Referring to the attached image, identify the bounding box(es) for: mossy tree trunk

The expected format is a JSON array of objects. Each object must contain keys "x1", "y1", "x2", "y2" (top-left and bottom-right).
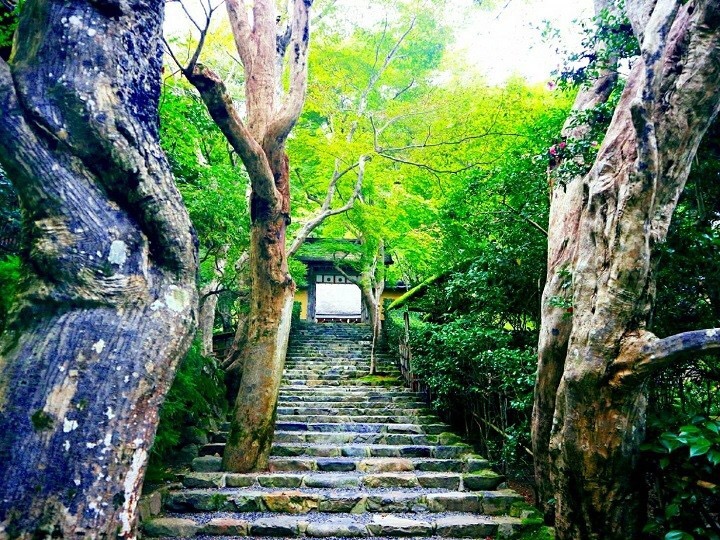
[
  {"x1": 533, "y1": 1, "x2": 720, "y2": 538},
  {"x1": 179, "y1": 0, "x2": 313, "y2": 472},
  {"x1": 0, "y1": 0, "x2": 197, "y2": 536}
]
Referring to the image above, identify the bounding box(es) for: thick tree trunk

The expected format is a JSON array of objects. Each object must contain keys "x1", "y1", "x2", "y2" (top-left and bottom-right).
[
  {"x1": 535, "y1": 2, "x2": 720, "y2": 538},
  {"x1": 531, "y1": 0, "x2": 617, "y2": 509},
  {"x1": 0, "y1": 0, "x2": 197, "y2": 537},
  {"x1": 223, "y1": 163, "x2": 295, "y2": 470}
]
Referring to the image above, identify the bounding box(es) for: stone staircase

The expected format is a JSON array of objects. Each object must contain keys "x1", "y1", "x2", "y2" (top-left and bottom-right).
[{"x1": 141, "y1": 322, "x2": 547, "y2": 539}]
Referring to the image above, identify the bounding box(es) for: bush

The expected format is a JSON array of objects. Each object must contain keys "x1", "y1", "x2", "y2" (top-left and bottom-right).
[
  {"x1": 147, "y1": 340, "x2": 228, "y2": 481},
  {"x1": 385, "y1": 309, "x2": 536, "y2": 476},
  {"x1": 0, "y1": 255, "x2": 21, "y2": 333}
]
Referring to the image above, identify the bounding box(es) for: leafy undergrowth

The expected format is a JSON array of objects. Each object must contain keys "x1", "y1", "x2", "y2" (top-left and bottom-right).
[
  {"x1": 642, "y1": 416, "x2": 720, "y2": 539},
  {"x1": 146, "y1": 341, "x2": 228, "y2": 486}
]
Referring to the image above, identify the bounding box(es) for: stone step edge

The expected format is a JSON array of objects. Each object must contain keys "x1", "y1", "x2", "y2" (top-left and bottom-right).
[
  {"x1": 143, "y1": 512, "x2": 543, "y2": 539},
  {"x1": 192, "y1": 455, "x2": 492, "y2": 474},
  {"x1": 164, "y1": 487, "x2": 523, "y2": 515},
  {"x1": 180, "y1": 470, "x2": 504, "y2": 491}
]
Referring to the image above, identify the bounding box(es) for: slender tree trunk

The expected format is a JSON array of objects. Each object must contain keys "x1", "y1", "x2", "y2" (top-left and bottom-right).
[
  {"x1": 223, "y1": 142, "x2": 296, "y2": 471},
  {"x1": 199, "y1": 251, "x2": 228, "y2": 356},
  {"x1": 0, "y1": 0, "x2": 197, "y2": 536},
  {"x1": 173, "y1": 0, "x2": 312, "y2": 471},
  {"x1": 534, "y1": 2, "x2": 720, "y2": 538}
]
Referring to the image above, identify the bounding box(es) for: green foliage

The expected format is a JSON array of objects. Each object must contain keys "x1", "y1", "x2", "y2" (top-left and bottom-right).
[
  {"x1": 0, "y1": 254, "x2": 21, "y2": 333},
  {"x1": 550, "y1": 83, "x2": 623, "y2": 186},
  {"x1": 642, "y1": 417, "x2": 720, "y2": 539},
  {"x1": 544, "y1": 0, "x2": 639, "y2": 89},
  {"x1": 148, "y1": 341, "x2": 228, "y2": 479},
  {"x1": 385, "y1": 310, "x2": 536, "y2": 474},
  {"x1": 0, "y1": 1, "x2": 22, "y2": 58}
]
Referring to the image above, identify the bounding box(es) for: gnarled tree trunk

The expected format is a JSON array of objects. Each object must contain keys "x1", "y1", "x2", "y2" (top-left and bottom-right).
[
  {"x1": 533, "y1": 1, "x2": 720, "y2": 538},
  {"x1": 0, "y1": 0, "x2": 197, "y2": 536}
]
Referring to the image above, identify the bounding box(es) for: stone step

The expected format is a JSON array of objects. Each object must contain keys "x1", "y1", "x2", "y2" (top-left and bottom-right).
[
  {"x1": 269, "y1": 444, "x2": 473, "y2": 460},
  {"x1": 143, "y1": 512, "x2": 535, "y2": 538},
  {"x1": 191, "y1": 454, "x2": 489, "y2": 474},
  {"x1": 276, "y1": 415, "x2": 441, "y2": 425},
  {"x1": 182, "y1": 469, "x2": 505, "y2": 491},
  {"x1": 281, "y1": 379, "x2": 402, "y2": 387},
  {"x1": 278, "y1": 387, "x2": 427, "y2": 400},
  {"x1": 163, "y1": 487, "x2": 520, "y2": 515},
  {"x1": 282, "y1": 368, "x2": 399, "y2": 375},
  {"x1": 274, "y1": 422, "x2": 447, "y2": 434},
  {"x1": 210, "y1": 430, "x2": 455, "y2": 445},
  {"x1": 279, "y1": 388, "x2": 422, "y2": 397},
  {"x1": 276, "y1": 406, "x2": 428, "y2": 416}
]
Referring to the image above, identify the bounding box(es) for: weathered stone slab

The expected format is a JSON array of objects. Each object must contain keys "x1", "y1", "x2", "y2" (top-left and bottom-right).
[
  {"x1": 434, "y1": 516, "x2": 498, "y2": 538},
  {"x1": 414, "y1": 459, "x2": 463, "y2": 472},
  {"x1": 462, "y1": 470, "x2": 504, "y2": 491},
  {"x1": 143, "y1": 517, "x2": 199, "y2": 538},
  {"x1": 341, "y1": 445, "x2": 370, "y2": 457},
  {"x1": 425, "y1": 492, "x2": 480, "y2": 513},
  {"x1": 262, "y1": 490, "x2": 320, "y2": 513},
  {"x1": 362, "y1": 473, "x2": 419, "y2": 488},
  {"x1": 304, "y1": 473, "x2": 360, "y2": 488},
  {"x1": 367, "y1": 516, "x2": 433, "y2": 536},
  {"x1": 479, "y1": 490, "x2": 523, "y2": 515},
  {"x1": 465, "y1": 456, "x2": 491, "y2": 472},
  {"x1": 191, "y1": 455, "x2": 222, "y2": 472},
  {"x1": 225, "y1": 473, "x2": 258, "y2": 487},
  {"x1": 199, "y1": 517, "x2": 249, "y2": 536},
  {"x1": 250, "y1": 516, "x2": 301, "y2": 536},
  {"x1": 357, "y1": 458, "x2": 413, "y2": 473},
  {"x1": 433, "y1": 445, "x2": 471, "y2": 459},
  {"x1": 366, "y1": 492, "x2": 423, "y2": 512},
  {"x1": 258, "y1": 474, "x2": 305, "y2": 488},
  {"x1": 316, "y1": 458, "x2": 357, "y2": 472},
  {"x1": 306, "y1": 519, "x2": 368, "y2": 537},
  {"x1": 269, "y1": 458, "x2": 316, "y2": 472},
  {"x1": 317, "y1": 494, "x2": 367, "y2": 513},
  {"x1": 182, "y1": 472, "x2": 226, "y2": 488},
  {"x1": 417, "y1": 473, "x2": 461, "y2": 490}
]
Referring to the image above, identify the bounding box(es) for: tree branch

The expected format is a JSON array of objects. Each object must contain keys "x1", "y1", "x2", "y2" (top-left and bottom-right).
[
  {"x1": 287, "y1": 157, "x2": 365, "y2": 257},
  {"x1": 186, "y1": 65, "x2": 279, "y2": 207},
  {"x1": 265, "y1": 0, "x2": 313, "y2": 145},
  {"x1": 376, "y1": 151, "x2": 490, "y2": 175},
  {"x1": 500, "y1": 201, "x2": 548, "y2": 237},
  {"x1": 226, "y1": 0, "x2": 253, "y2": 66},
  {"x1": 611, "y1": 328, "x2": 720, "y2": 387}
]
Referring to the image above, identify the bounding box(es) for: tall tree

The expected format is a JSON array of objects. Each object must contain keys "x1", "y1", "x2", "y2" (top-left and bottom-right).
[
  {"x1": 533, "y1": 1, "x2": 720, "y2": 538},
  {"x1": 167, "y1": 0, "x2": 313, "y2": 472},
  {"x1": 0, "y1": 0, "x2": 197, "y2": 536}
]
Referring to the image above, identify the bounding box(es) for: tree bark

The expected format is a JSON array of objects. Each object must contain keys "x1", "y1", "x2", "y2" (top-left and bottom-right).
[
  {"x1": 178, "y1": 0, "x2": 312, "y2": 472},
  {"x1": 531, "y1": 0, "x2": 618, "y2": 515},
  {"x1": 0, "y1": 0, "x2": 197, "y2": 537},
  {"x1": 534, "y1": 1, "x2": 720, "y2": 538}
]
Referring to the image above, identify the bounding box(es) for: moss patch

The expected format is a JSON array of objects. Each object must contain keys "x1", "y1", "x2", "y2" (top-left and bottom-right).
[
  {"x1": 352, "y1": 374, "x2": 400, "y2": 387},
  {"x1": 31, "y1": 410, "x2": 53, "y2": 431}
]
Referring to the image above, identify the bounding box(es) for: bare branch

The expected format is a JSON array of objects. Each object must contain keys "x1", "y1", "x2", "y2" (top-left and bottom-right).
[
  {"x1": 311, "y1": 0, "x2": 337, "y2": 24},
  {"x1": 500, "y1": 201, "x2": 548, "y2": 237},
  {"x1": 287, "y1": 158, "x2": 365, "y2": 257},
  {"x1": 376, "y1": 151, "x2": 490, "y2": 175}
]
